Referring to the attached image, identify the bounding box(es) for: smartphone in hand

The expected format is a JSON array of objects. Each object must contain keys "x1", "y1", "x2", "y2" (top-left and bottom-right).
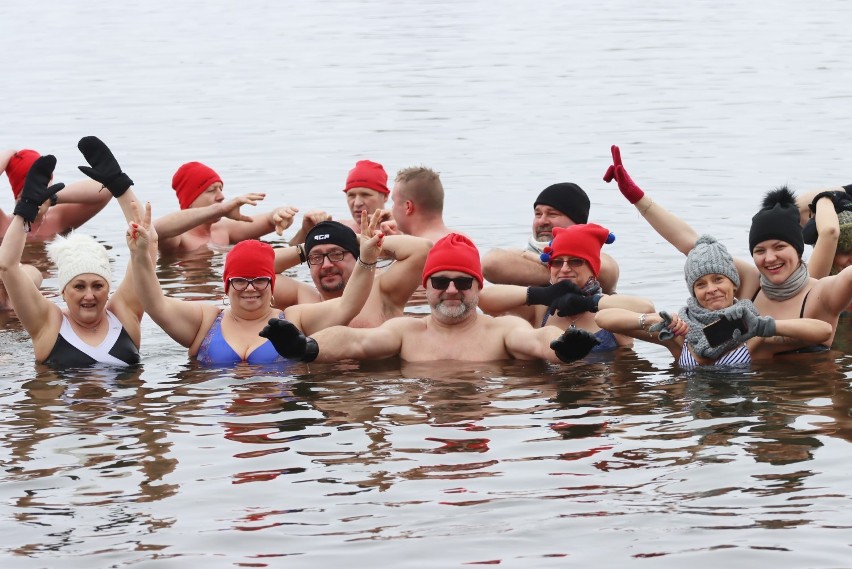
[{"x1": 703, "y1": 317, "x2": 748, "y2": 347}]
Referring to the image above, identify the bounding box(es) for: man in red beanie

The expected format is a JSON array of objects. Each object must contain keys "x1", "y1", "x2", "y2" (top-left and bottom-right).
[
  {"x1": 1, "y1": 148, "x2": 112, "y2": 240},
  {"x1": 154, "y1": 161, "x2": 302, "y2": 253},
  {"x1": 341, "y1": 160, "x2": 391, "y2": 232},
  {"x1": 260, "y1": 233, "x2": 600, "y2": 363},
  {"x1": 481, "y1": 182, "x2": 619, "y2": 293},
  {"x1": 271, "y1": 217, "x2": 432, "y2": 328}
]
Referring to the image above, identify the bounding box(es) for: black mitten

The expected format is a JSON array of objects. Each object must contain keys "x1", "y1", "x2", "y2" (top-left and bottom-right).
[
  {"x1": 527, "y1": 280, "x2": 583, "y2": 307},
  {"x1": 13, "y1": 155, "x2": 65, "y2": 228},
  {"x1": 550, "y1": 327, "x2": 600, "y2": 363},
  {"x1": 259, "y1": 318, "x2": 319, "y2": 362},
  {"x1": 77, "y1": 136, "x2": 134, "y2": 197}
]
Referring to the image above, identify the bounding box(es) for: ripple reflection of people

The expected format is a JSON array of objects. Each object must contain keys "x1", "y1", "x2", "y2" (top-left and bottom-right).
[
  {"x1": 0, "y1": 137, "x2": 149, "y2": 366},
  {"x1": 596, "y1": 235, "x2": 832, "y2": 369}
]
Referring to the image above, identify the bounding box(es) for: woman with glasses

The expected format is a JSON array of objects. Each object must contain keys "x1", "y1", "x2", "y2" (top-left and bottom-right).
[
  {"x1": 127, "y1": 208, "x2": 384, "y2": 365},
  {"x1": 595, "y1": 235, "x2": 831, "y2": 369},
  {"x1": 478, "y1": 223, "x2": 653, "y2": 353}
]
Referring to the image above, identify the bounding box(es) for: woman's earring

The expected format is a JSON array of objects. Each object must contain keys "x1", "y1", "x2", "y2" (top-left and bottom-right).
[
  {"x1": 269, "y1": 295, "x2": 275, "y2": 307},
  {"x1": 222, "y1": 296, "x2": 230, "y2": 307}
]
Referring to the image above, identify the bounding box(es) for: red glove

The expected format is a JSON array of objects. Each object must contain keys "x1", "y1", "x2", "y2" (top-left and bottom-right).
[{"x1": 603, "y1": 145, "x2": 645, "y2": 204}]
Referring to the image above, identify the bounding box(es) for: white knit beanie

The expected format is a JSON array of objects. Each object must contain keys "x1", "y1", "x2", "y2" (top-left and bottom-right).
[
  {"x1": 684, "y1": 234, "x2": 740, "y2": 296},
  {"x1": 46, "y1": 233, "x2": 112, "y2": 291}
]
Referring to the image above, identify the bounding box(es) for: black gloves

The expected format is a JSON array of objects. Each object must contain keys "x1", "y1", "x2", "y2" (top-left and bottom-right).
[
  {"x1": 550, "y1": 327, "x2": 600, "y2": 363},
  {"x1": 527, "y1": 280, "x2": 601, "y2": 317},
  {"x1": 77, "y1": 136, "x2": 134, "y2": 197},
  {"x1": 259, "y1": 319, "x2": 319, "y2": 362},
  {"x1": 13, "y1": 155, "x2": 65, "y2": 229}
]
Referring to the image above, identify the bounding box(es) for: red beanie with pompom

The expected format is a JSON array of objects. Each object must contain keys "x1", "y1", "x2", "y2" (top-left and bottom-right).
[{"x1": 540, "y1": 223, "x2": 615, "y2": 277}]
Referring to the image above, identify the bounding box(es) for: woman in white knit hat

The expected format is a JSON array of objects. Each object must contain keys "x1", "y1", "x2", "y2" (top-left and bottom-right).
[
  {"x1": 0, "y1": 138, "x2": 147, "y2": 366},
  {"x1": 595, "y1": 235, "x2": 832, "y2": 369}
]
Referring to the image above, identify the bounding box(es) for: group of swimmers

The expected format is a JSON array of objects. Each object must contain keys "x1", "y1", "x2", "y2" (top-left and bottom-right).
[{"x1": 1, "y1": 138, "x2": 851, "y2": 370}]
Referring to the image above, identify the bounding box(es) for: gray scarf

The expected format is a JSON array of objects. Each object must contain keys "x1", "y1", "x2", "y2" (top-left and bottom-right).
[
  {"x1": 678, "y1": 297, "x2": 760, "y2": 359},
  {"x1": 759, "y1": 261, "x2": 809, "y2": 301}
]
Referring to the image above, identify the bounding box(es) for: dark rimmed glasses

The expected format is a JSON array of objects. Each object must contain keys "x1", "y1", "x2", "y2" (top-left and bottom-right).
[
  {"x1": 307, "y1": 250, "x2": 349, "y2": 266},
  {"x1": 429, "y1": 276, "x2": 475, "y2": 291},
  {"x1": 548, "y1": 258, "x2": 585, "y2": 270},
  {"x1": 228, "y1": 277, "x2": 272, "y2": 291}
]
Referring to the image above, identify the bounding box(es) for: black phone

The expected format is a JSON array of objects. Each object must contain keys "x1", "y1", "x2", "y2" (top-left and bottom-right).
[{"x1": 703, "y1": 317, "x2": 748, "y2": 347}]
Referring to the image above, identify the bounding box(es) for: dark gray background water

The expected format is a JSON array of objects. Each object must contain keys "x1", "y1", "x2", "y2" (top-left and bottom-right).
[{"x1": 2, "y1": 1, "x2": 852, "y2": 566}]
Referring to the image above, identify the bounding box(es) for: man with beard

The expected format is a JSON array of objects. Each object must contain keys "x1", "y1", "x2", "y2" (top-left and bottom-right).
[
  {"x1": 260, "y1": 233, "x2": 600, "y2": 363},
  {"x1": 271, "y1": 220, "x2": 432, "y2": 328},
  {"x1": 481, "y1": 183, "x2": 619, "y2": 293}
]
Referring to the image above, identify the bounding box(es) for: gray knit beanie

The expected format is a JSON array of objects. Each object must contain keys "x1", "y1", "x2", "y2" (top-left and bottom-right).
[{"x1": 684, "y1": 235, "x2": 740, "y2": 296}]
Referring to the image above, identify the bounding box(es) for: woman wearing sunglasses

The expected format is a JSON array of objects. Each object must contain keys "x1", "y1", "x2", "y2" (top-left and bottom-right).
[
  {"x1": 595, "y1": 235, "x2": 832, "y2": 369},
  {"x1": 478, "y1": 223, "x2": 653, "y2": 352},
  {"x1": 127, "y1": 208, "x2": 383, "y2": 365}
]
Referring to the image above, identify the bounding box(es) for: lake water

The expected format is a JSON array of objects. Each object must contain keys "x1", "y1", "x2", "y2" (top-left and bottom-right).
[{"x1": 2, "y1": 1, "x2": 852, "y2": 566}]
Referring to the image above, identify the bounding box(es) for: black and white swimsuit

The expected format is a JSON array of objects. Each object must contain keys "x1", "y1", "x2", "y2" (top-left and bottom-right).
[{"x1": 43, "y1": 311, "x2": 140, "y2": 367}]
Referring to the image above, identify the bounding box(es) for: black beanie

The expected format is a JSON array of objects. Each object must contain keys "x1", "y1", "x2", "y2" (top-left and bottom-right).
[
  {"x1": 534, "y1": 183, "x2": 590, "y2": 225},
  {"x1": 748, "y1": 187, "x2": 804, "y2": 256},
  {"x1": 305, "y1": 221, "x2": 360, "y2": 258}
]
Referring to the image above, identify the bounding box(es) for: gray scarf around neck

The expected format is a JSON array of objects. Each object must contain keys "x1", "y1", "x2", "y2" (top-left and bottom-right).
[
  {"x1": 759, "y1": 261, "x2": 810, "y2": 301},
  {"x1": 678, "y1": 297, "x2": 760, "y2": 359}
]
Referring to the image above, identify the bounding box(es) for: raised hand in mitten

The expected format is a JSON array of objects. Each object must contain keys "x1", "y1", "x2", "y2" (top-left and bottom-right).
[
  {"x1": 602, "y1": 145, "x2": 645, "y2": 204},
  {"x1": 550, "y1": 327, "x2": 600, "y2": 363},
  {"x1": 741, "y1": 310, "x2": 776, "y2": 338},
  {"x1": 13, "y1": 155, "x2": 65, "y2": 229},
  {"x1": 259, "y1": 318, "x2": 319, "y2": 361},
  {"x1": 77, "y1": 136, "x2": 134, "y2": 197}
]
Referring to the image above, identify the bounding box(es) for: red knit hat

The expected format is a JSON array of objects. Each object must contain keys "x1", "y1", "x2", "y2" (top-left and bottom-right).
[
  {"x1": 422, "y1": 233, "x2": 483, "y2": 288},
  {"x1": 6, "y1": 149, "x2": 41, "y2": 199},
  {"x1": 343, "y1": 160, "x2": 389, "y2": 194},
  {"x1": 223, "y1": 240, "x2": 276, "y2": 293},
  {"x1": 172, "y1": 162, "x2": 223, "y2": 210},
  {"x1": 540, "y1": 224, "x2": 615, "y2": 277}
]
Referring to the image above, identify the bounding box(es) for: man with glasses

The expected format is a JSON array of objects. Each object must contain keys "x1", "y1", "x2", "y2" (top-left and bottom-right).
[
  {"x1": 272, "y1": 219, "x2": 432, "y2": 328},
  {"x1": 260, "y1": 233, "x2": 599, "y2": 363},
  {"x1": 481, "y1": 182, "x2": 620, "y2": 293}
]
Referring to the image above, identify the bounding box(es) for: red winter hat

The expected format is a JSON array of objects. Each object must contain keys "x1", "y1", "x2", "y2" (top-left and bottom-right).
[
  {"x1": 223, "y1": 240, "x2": 276, "y2": 293},
  {"x1": 172, "y1": 161, "x2": 223, "y2": 210},
  {"x1": 541, "y1": 223, "x2": 615, "y2": 277},
  {"x1": 422, "y1": 233, "x2": 483, "y2": 288},
  {"x1": 6, "y1": 149, "x2": 41, "y2": 199},
  {"x1": 343, "y1": 160, "x2": 389, "y2": 194}
]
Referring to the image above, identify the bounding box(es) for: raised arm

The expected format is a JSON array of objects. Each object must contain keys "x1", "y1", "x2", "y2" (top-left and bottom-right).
[
  {"x1": 797, "y1": 189, "x2": 843, "y2": 278},
  {"x1": 126, "y1": 208, "x2": 211, "y2": 348},
  {"x1": 376, "y1": 230, "x2": 433, "y2": 308},
  {"x1": 604, "y1": 145, "x2": 699, "y2": 255},
  {"x1": 43, "y1": 179, "x2": 112, "y2": 234},
  {"x1": 595, "y1": 307, "x2": 684, "y2": 356},
  {"x1": 0, "y1": 157, "x2": 63, "y2": 344},
  {"x1": 153, "y1": 192, "x2": 265, "y2": 249}
]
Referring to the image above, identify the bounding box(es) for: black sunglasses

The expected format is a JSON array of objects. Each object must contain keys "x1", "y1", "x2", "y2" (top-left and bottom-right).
[
  {"x1": 429, "y1": 276, "x2": 475, "y2": 291},
  {"x1": 548, "y1": 258, "x2": 585, "y2": 270}
]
